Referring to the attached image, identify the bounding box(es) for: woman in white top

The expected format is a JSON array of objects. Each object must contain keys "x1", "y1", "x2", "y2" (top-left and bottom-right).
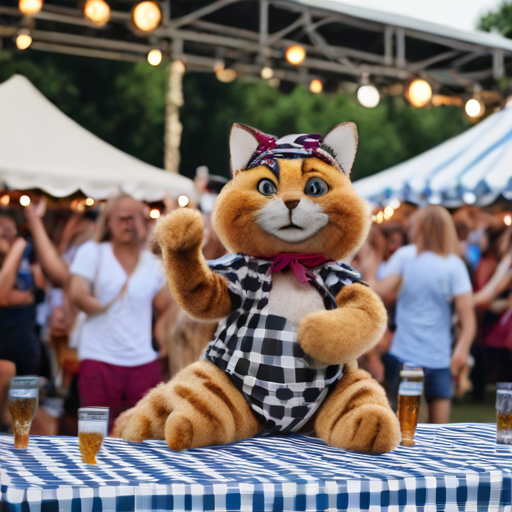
[{"x1": 365, "y1": 206, "x2": 476, "y2": 424}]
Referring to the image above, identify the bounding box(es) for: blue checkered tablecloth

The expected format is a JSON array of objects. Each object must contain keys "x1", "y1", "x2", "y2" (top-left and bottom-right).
[{"x1": 1, "y1": 423, "x2": 511, "y2": 512}]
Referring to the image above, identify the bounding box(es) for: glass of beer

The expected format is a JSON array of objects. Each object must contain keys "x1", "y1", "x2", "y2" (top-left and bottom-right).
[
  {"x1": 397, "y1": 363, "x2": 424, "y2": 447},
  {"x1": 496, "y1": 383, "x2": 512, "y2": 445},
  {"x1": 78, "y1": 407, "x2": 109, "y2": 465},
  {"x1": 8, "y1": 376, "x2": 39, "y2": 449}
]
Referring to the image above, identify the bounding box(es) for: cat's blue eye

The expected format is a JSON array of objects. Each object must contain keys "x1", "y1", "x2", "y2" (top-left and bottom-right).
[
  {"x1": 258, "y1": 179, "x2": 277, "y2": 196},
  {"x1": 304, "y1": 177, "x2": 328, "y2": 197}
]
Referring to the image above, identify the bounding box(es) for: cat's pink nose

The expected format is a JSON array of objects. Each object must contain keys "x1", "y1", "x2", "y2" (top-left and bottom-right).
[{"x1": 284, "y1": 199, "x2": 300, "y2": 210}]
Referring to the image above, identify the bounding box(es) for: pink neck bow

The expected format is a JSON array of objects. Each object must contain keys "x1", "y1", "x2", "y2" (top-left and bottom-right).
[{"x1": 262, "y1": 253, "x2": 333, "y2": 283}]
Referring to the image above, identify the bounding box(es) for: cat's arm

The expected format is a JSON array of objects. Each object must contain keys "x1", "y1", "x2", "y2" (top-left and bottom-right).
[
  {"x1": 298, "y1": 283, "x2": 387, "y2": 365},
  {"x1": 154, "y1": 209, "x2": 234, "y2": 321}
]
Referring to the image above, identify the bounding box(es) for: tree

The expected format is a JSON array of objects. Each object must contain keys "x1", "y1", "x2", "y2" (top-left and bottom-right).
[
  {"x1": 479, "y1": 2, "x2": 512, "y2": 38},
  {"x1": 0, "y1": 49, "x2": 469, "y2": 181}
]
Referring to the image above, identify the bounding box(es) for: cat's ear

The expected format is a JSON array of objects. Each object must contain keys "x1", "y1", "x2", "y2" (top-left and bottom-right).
[
  {"x1": 323, "y1": 122, "x2": 358, "y2": 176},
  {"x1": 229, "y1": 123, "x2": 276, "y2": 176}
]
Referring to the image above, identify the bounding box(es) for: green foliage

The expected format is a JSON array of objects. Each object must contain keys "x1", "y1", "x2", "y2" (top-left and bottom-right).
[
  {"x1": 478, "y1": 1, "x2": 512, "y2": 38},
  {"x1": 0, "y1": 50, "x2": 469, "y2": 180},
  {"x1": 181, "y1": 75, "x2": 469, "y2": 180}
]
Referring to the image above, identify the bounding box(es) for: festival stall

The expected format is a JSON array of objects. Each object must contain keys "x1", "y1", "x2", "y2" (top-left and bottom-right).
[
  {"x1": 0, "y1": 74, "x2": 197, "y2": 203},
  {"x1": 353, "y1": 102, "x2": 512, "y2": 208}
]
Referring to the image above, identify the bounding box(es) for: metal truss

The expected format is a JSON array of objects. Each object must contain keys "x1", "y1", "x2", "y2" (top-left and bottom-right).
[{"x1": 0, "y1": 0, "x2": 510, "y2": 91}]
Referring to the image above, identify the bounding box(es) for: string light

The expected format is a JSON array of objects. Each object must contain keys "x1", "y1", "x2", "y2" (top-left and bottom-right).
[
  {"x1": 132, "y1": 1, "x2": 161, "y2": 32},
  {"x1": 84, "y1": 0, "x2": 110, "y2": 25},
  {"x1": 178, "y1": 195, "x2": 189, "y2": 208},
  {"x1": 389, "y1": 198, "x2": 401, "y2": 210},
  {"x1": 20, "y1": 195, "x2": 31, "y2": 207},
  {"x1": 462, "y1": 192, "x2": 477, "y2": 204},
  {"x1": 268, "y1": 78, "x2": 280, "y2": 88},
  {"x1": 0, "y1": 195, "x2": 10, "y2": 206},
  {"x1": 19, "y1": 0, "x2": 43, "y2": 15},
  {"x1": 407, "y1": 79, "x2": 432, "y2": 108},
  {"x1": 85, "y1": 197, "x2": 95, "y2": 206},
  {"x1": 465, "y1": 98, "x2": 484, "y2": 118},
  {"x1": 147, "y1": 49, "x2": 162, "y2": 66},
  {"x1": 149, "y1": 208, "x2": 160, "y2": 219},
  {"x1": 215, "y1": 68, "x2": 236, "y2": 83},
  {"x1": 375, "y1": 211, "x2": 384, "y2": 224},
  {"x1": 261, "y1": 67, "x2": 273, "y2": 80},
  {"x1": 357, "y1": 85, "x2": 380, "y2": 108},
  {"x1": 383, "y1": 206, "x2": 394, "y2": 220},
  {"x1": 504, "y1": 214, "x2": 512, "y2": 226},
  {"x1": 213, "y1": 60, "x2": 224, "y2": 72},
  {"x1": 285, "y1": 45, "x2": 305, "y2": 65},
  {"x1": 309, "y1": 79, "x2": 323, "y2": 94},
  {"x1": 16, "y1": 30, "x2": 32, "y2": 50}
]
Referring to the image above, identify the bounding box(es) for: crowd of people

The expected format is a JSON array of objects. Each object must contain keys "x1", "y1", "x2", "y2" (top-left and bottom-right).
[{"x1": 0, "y1": 189, "x2": 511, "y2": 435}]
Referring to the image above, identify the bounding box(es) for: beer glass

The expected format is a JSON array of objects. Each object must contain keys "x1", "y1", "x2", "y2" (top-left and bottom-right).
[
  {"x1": 78, "y1": 407, "x2": 109, "y2": 464},
  {"x1": 397, "y1": 364, "x2": 424, "y2": 447},
  {"x1": 8, "y1": 376, "x2": 39, "y2": 449},
  {"x1": 496, "y1": 383, "x2": 512, "y2": 445}
]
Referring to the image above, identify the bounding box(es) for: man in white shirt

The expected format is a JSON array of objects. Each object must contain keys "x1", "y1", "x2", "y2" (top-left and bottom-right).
[{"x1": 69, "y1": 196, "x2": 171, "y2": 431}]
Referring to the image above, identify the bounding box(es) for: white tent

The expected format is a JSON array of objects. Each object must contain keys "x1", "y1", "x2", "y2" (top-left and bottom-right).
[
  {"x1": 0, "y1": 75, "x2": 197, "y2": 202},
  {"x1": 353, "y1": 103, "x2": 512, "y2": 207}
]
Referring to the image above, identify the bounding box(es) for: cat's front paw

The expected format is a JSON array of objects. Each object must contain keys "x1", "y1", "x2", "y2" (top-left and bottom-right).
[
  {"x1": 155, "y1": 208, "x2": 204, "y2": 254},
  {"x1": 298, "y1": 310, "x2": 340, "y2": 364}
]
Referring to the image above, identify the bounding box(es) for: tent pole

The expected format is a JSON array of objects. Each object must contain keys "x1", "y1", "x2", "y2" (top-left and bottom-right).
[{"x1": 165, "y1": 41, "x2": 185, "y2": 173}]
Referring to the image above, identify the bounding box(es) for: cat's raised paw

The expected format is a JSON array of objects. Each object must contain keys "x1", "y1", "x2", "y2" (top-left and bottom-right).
[{"x1": 155, "y1": 208, "x2": 204, "y2": 255}]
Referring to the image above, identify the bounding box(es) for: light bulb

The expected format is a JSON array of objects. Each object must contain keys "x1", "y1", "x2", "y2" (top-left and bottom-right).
[
  {"x1": 407, "y1": 79, "x2": 432, "y2": 107},
  {"x1": 132, "y1": 1, "x2": 161, "y2": 32},
  {"x1": 268, "y1": 77, "x2": 280, "y2": 88},
  {"x1": 384, "y1": 206, "x2": 394, "y2": 218},
  {"x1": 149, "y1": 208, "x2": 160, "y2": 219},
  {"x1": 261, "y1": 67, "x2": 273, "y2": 79},
  {"x1": 178, "y1": 195, "x2": 189, "y2": 208},
  {"x1": 20, "y1": 195, "x2": 31, "y2": 207},
  {"x1": 16, "y1": 31, "x2": 32, "y2": 50},
  {"x1": 19, "y1": 0, "x2": 43, "y2": 15},
  {"x1": 0, "y1": 195, "x2": 10, "y2": 206},
  {"x1": 462, "y1": 192, "x2": 476, "y2": 204},
  {"x1": 376, "y1": 211, "x2": 384, "y2": 224},
  {"x1": 309, "y1": 79, "x2": 323, "y2": 94},
  {"x1": 504, "y1": 214, "x2": 511, "y2": 226},
  {"x1": 389, "y1": 198, "x2": 401, "y2": 210},
  {"x1": 84, "y1": 0, "x2": 110, "y2": 25},
  {"x1": 147, "y1": 49, "x2": 162, "y2": 66},
  {"x1": 85, "y1": 197, "x2": 95, "y2": 206},
  {"x1": 215, "y1": 68, "x2": 236, "y2": 83},
  {"x1": 285, "y1": 45, "x2": 305, "y2": 65},
  {"x1": 357, "y1": 85, "x2": 380, "y2": 108},
  {"x1": 213, "y1": 60, "x2": 224, "y2": 72},
  {"x1": 465, "y1": 98, "x2": 483, "y2": 118}
]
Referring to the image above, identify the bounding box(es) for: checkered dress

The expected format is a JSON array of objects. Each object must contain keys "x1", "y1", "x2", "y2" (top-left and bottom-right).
[{"x1": 202, "y1": 254, "x2": 364, "y2": 435}]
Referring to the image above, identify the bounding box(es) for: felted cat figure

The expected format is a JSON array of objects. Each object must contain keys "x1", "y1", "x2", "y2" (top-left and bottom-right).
[{"x1": 114, "y1": 123, "x2": 401, "y2": 453}]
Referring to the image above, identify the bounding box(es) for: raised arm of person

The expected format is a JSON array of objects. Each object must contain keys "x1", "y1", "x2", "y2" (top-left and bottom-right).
[
  {"x1": 450, "y1": 292, "x2": 477, "y2": 379},
  {"x1": 473, "y1": 251, "x2": 512, "y2": 307},
  {"x1": 0, "y1": 237, "x2": 27, "y2": 302},
  {"x1": 24, "y1": 198, "x2": 69, "y2": 287}
]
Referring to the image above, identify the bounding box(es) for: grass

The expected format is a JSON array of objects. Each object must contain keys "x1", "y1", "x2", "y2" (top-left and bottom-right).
[{"x1": 451, "y1": 394, "x2": 496, "y2": 423}]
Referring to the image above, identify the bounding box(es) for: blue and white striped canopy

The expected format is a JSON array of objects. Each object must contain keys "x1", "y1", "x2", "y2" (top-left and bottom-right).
[{"x1": 353, "y1": 103, "x2": 512, "y2": 207}]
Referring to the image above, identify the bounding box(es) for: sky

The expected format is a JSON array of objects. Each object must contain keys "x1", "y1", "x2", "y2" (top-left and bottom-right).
[{"x1": 337, "y1": 0, "x2": 503, "y2": 32}]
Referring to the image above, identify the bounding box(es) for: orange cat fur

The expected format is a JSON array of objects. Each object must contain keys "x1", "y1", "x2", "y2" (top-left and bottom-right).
[{"x1": 114, "y1": 123, "x2": 400, "y2": 453}]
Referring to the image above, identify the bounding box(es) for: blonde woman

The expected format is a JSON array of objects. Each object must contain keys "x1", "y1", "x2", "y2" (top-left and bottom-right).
[{"x1": 363, "y1": 205, "x2": 476, "y2": 424}]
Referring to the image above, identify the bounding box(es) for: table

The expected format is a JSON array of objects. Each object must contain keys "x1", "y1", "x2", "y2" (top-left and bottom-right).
[{"x1": 1, "y1": 423, "x2": 511, "y2": 512}]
